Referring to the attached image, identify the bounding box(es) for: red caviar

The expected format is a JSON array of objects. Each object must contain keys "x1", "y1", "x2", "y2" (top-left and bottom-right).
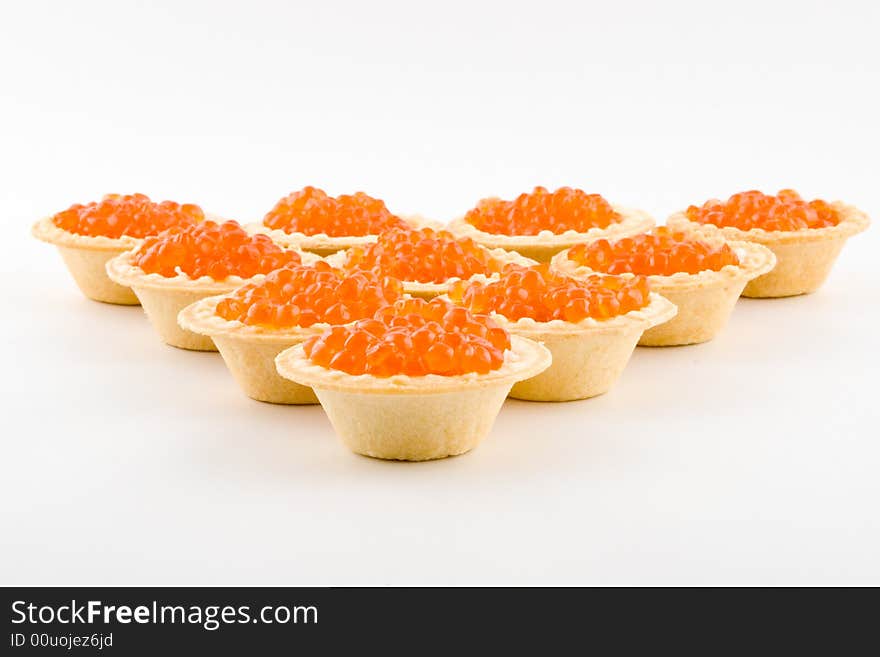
[
  {"x1": 215, "y1": 263, "x2": 403, "y2": 328},
  {"x1": 449, "y1": 264, "x2": 650, "y2": 322},
  {"x1": 344, "y1": 227, "x2": 506, "y2": 284},
  {"x1": 463, "y1": 186, "x2": 621, "y2": 236},
  {"x1": 685, "y1": 189, "x2": 840, "y2": 232},
  {"x1": 263, "y1": 186, "x2": 408, "y2": 237},
  {"x1": 133, "y1": 220, "x2": 300, "y2": 280},
  {"x1": 566, "y1": 228, "x2": 740, "y2": 276},
  {"x1": 52, "y1": 193, "x2": 203, "y2": 238},
  {"x1": 303, "y1": 297, "x2": 510, "y2": 377}
]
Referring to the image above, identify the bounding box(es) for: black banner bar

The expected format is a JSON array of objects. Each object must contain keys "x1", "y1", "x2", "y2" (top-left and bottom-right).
[{"x1": 1, "y1": 587, "x2": 873, "y2": 653}]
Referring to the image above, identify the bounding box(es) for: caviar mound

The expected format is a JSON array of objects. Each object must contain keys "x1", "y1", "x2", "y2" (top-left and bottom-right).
[
  {"x1": 343, "y1": 227, "x2": 507, "y2": 284},
  {"x1": 463, "y1": 186, "x2": 622, "y2": 236},
  {"x1": 263, "y1": 186, "x2": 408, "y2": 237},
  {"x1": 215, "y1": 262, "x2": 403, "y2": 329},
  {"x1": 52, "y1": 193, "x2": 204, "y2": 239},
  {"x1": 685, "y1": 189, "x2": 841, "y2": 232},
  {"x1": 449, "y1": 264, "x2": 649, "y2": 323},
  {"x1": 565, "y1": 227, "x2": 740, "y2": 277},
  {"x1": 132, "y1": 220, "x2": 301, "y2": 280},
  {"x1": 302, "y1": 297, "x2": 511, "y2": 377}
]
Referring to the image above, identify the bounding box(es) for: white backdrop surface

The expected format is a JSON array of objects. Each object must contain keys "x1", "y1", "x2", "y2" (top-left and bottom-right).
[{"x1": 1, "y1": 0, "x2": 878, "y2": 585}]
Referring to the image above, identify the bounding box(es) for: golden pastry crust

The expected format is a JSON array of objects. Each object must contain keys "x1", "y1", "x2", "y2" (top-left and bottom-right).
[
  {"x1": 666, "y1": 202, "x2": 869, "y2": 297},
  {"x1": 551, "y1": 239, "x2": 775, "y2": 346},
  {"x1": 246, "y1": 215, "x2": 434, "y2": 256},
  {"x1": 488, "y1": 291, "x2": 676, "y2": 335},
  {"x1": 472, "y1": 293, "x2": 677, "y2": 401},
  {"x1": 31, "y1": 212, "x2": 231, "y2": 251},
  {"x1": 326, "y1": 246, "x2": 537, "y2": 299},
  {"x1": 178, "y1": 294, "x2": 329, "y2": 342},
  {"x1": 276, "y1": 334, "x2": 551, "y2": 395},
  {"x1": 106, "y1": 248, "x2": 319, "y2": 350},
  {"x1": 106, "y1": 249, "x2": 316, "y2": 293},
  {"x1": 32, "y1": 216, "x2": 142, "y2": 251},
  {"x1": 551, "y1": 236, "x2": 775, "y2": 290},
  {"x1": 178, "y1": 295, "x2": 323, "y2": 403},
  {"x1": 31, "y1": 217, "x2": 142, "y2": 304},
  {"x1": 275, "y1": 335, "x2": 552, "y2": 461},
  {"x1": 666, "y1": 201, "x2": 869, "y2": 245},
  {"x1": 447, "y1": 206, "x2": 655, "y2": 262}
]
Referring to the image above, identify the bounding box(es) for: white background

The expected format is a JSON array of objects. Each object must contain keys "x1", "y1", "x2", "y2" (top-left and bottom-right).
[{"x1": 1, "y1": 0, "x2": 878, "y2": 585}]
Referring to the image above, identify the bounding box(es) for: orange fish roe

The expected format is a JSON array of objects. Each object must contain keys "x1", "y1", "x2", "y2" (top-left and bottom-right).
[
  {"x1": 303, "y1": 297, "x2": 511, "y2": 377},
  {"x1": 263, "y1": 186, "x2": 408, "y2": 237},
  {"x1": 685, "y1": 189, "x2": 840, "y2": 232},
  {"x1": 566, "y1": 227, "x2": 740, "y2": 277},
  {"x1": 449, "y1": 264, "x2": 650, "y2": 323},
  {"x1": 215, "y1": 262, "x2": 403, "y2": 329},
  {"x1": 133, "y1": 220, "x2": 301, "y2": 280},
  {"x1": 463, "y1": 186, "x2": 622, "y2": 236},
  {"x1": 344, "y1": 227, "x2": 506, "y2": 284},
  {"x1": 52, "y1": 193, "x2": 204, "y2": 239}
]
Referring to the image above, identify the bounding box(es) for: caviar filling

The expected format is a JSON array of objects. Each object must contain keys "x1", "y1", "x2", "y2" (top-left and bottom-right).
[
  {"x1": 449, "y1": 264, "x2": 649, "y2": 323},
  {"x1": 685, "y1": 189, "x2": 840, "y2": 232},
  {"x1": 565, "y1": 228, "x2": 740, "y2": 276},
  {"x1": 215, "y1": 263, "x2": 403, "y2": 328},
  {"x1": 463, "y1": 186, "x2": 622, "y2": 236},
  {"x1": 302, "y1": 297, "x2": 511, "y2": 377},
  {"x1": 52, "y1": 193, "x2": 204, "y2": 239},
  {"x1": 262, "y1": 186, "x2": 408, "y2": 237},
  {"x1": 343, "y1": 227, "x2": 506, "y2": 284},
  {"x1": 132, "y1": 220, "x2": 300, "y2": 280}
]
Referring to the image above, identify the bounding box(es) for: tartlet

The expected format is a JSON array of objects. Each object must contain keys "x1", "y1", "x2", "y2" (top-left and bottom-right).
[
  {"x1": 448, "y1": 186, "x2": 655, "y2": 262},
  {"x1": 31, "y1": 193, "x2": 203, "y2": 304},
  {"x1": 331, "y1": 226, "x2": 535, "y2": 298},
  {"x1": 667, "y1": 189, "x2": 870, "y2": 297},
  {"x1": 447, "y1": 265, "x2": 677, "y2": 401},
  {"x1": 275, "y1": 298, "x2": 551, "y2": 460},
  {"x1": 106, "y1": 220, "x2": 314, "y2": 351},
  {"x1": 248, "y1": 186, "x2": 414, "y2": 256},
  {"x1": 178, "y1": 264, "x2": 403, "y2": 403},
  {"x1": 551, "y1": 229, "x2": 776, "y2": 346}
]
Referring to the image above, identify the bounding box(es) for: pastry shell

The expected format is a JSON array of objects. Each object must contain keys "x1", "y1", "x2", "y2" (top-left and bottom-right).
[
  {"x1": 478, "y1": 293, "x2": 677, "y2": 401},
  {"x1": 31, "y1": 217, "x2": 142, "y2": 305},
  {"x1": 246, "y1": 215, "x2": 430, "y2": 257},
  {"x1": 447, "y1": 206, "x2": 656, "y2": 263},
  {"x1": 666, "y1": 202, "x2": 870, "y2": 298},
  {"x1": 551, "y1": 238, "x2": 776, "y2": 346},
  {"x1": 326, "y1": 247, "x2": 537, "y2": 299},
  {"x1": 177, "y1": 295, "x2": 323, "y2": 404},
  {"x1": 274, "y1": 335, "x2": 552, "y2": 461},
  {"x1": 106, "y1": 249, "x2": 319, "y2": 351}
]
